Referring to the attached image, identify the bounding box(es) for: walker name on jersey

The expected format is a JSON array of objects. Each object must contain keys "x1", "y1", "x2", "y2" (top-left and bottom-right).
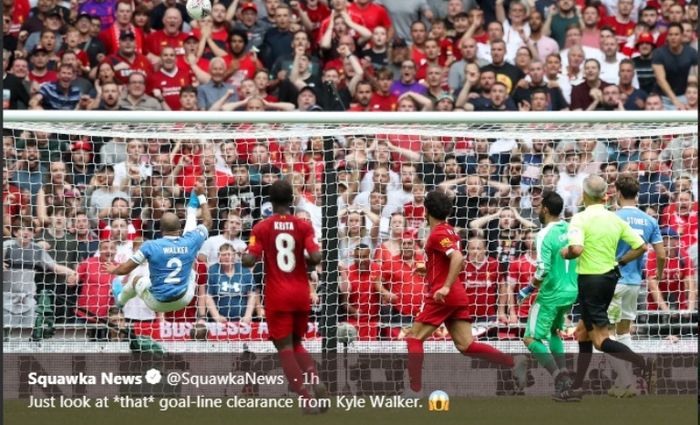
[{"x1": 163, "y1": 246, "x2": 189, "y2": 254}]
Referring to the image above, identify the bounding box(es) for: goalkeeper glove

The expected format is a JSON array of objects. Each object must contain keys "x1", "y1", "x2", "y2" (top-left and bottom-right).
[
  {"x1": 517, "y1": 285, "x2": 536, "y2": 304},
  {"x1": 187, "y1": 191, "x2": 200, "y2": 209}
]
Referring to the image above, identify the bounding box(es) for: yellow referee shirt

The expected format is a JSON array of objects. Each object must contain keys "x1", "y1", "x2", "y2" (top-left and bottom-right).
[{"x1": 567, "y1": 204, "x2": 645, "y2": 275}]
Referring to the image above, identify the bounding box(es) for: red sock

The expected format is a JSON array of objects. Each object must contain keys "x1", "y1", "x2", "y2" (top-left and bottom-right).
[
  {"x1": 406, "y1": 338, "x2": 424, "y2": 392},
  {"x1": 293, "y1": 343, "x2": 318, "y2": 377},
  {"x1": 464, "y1": 342, "x2": 514, "y2": 368},
  {"x1": 278, "y1": 348, "x2": 312, "y2": 398}
]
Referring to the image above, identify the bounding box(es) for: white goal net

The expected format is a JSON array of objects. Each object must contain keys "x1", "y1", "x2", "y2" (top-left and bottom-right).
[{"x1": 3, "y1": 111, "x2": 697, "y2": 354}]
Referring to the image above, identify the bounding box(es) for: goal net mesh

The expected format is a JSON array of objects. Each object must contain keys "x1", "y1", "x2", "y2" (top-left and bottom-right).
[{"x1": 3, "y1": 117, "x2": 697, "y2": 354}]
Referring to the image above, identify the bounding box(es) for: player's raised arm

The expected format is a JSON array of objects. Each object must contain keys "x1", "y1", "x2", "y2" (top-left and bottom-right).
[
  {"x1": 196, "y1": 178, "x2": 213, "y2": 231},
  {"x1": 242, "y1": 225, "x2": 263, "y2": 268},
  {"x1": 561, "y1": 214, "x2": 585, "y2": 259},
  {"x1": 434, "y1": 248, "x2": 465, "y2": 303},
  {"x1": 107, "y1": 259, "x2": 139, "y2": 276},
  {"x1": 303, "y1": 222, "x2": 322, "y2": 266},
  {"x1": 241, "y1": 252, "x2": 258, "y2": 268}
]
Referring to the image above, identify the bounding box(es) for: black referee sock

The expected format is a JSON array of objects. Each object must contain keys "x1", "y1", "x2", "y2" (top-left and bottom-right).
[
  {"x1": 600, "y1": 338, "x2": 646, "y2": 368},
  {"x1": 573, "y1": 341, "x2": 593, "y2": 389}
]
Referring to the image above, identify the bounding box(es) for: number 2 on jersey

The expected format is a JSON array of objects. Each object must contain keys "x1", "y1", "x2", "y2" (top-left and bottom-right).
[
  {"x1": 165, "y1": 258, "x2": 183, "y2": 284},
  {"x1": 275, "y1": 233, "x2": 296, "y2": 272}
]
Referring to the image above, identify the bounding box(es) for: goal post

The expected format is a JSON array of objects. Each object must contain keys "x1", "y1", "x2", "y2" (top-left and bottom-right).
[{"x1": 3, "y1": 111, "x2": 698, "y2": 355}]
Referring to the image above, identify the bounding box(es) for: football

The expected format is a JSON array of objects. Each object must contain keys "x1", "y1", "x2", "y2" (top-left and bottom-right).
[{"x1": 186, "y1": 0, "x2": 212, "y2": 20}]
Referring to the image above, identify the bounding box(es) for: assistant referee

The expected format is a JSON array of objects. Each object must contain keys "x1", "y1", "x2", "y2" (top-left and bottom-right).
[{"x1": 559, "y1": 175, "x2": 653, "y2": 393}]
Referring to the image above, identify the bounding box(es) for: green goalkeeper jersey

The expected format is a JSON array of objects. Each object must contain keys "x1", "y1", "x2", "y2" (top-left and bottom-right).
[{"x1": 534, "y1": 220, "x2": 578, "y2": 306}]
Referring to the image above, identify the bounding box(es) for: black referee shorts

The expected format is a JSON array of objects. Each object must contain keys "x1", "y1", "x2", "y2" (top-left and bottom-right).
[{"x1": 577, "y1": 268, "x2": 620, "y2": 331}]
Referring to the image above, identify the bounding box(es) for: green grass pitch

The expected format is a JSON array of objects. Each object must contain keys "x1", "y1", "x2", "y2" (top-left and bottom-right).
[{"x1": 5, "y1": 395, "x2": 697, "y2": 425}]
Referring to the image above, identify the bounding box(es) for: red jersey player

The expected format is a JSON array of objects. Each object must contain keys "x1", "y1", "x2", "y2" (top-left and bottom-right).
[
  {"x1": 403, "y1": 190, "x2": 517, "y2": 395},
  {"x1": 241, "y1": 180, "x2": 327, "y2": 413}
]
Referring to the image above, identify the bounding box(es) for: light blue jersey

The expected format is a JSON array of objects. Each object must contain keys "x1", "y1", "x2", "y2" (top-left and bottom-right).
[
  {"x1": 616, "y1": 206, "x2": 662, "y2": 285},
  {"x1": 130, "y1": 224, "x2": 208, "y2": 301}
]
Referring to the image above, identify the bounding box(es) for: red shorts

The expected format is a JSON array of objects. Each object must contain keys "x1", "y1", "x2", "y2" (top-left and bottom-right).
[
  {"x1": 414, "y1": 302, "x2": 472, "y2": 327},
  {"x1": 266, "y1": 310, "x2": 309, "y2": 341}
]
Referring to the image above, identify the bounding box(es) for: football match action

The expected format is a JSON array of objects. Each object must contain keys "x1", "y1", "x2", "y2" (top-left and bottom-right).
[{"x1": 2, "y1": 0, "x2": 698, "y2": 423}]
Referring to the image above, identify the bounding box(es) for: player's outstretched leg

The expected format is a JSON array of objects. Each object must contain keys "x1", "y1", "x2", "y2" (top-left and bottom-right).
[
  {"x1": 403, "y1": 322, "x2": 438, "y2": 395},
  {"x1": 292, "y1": 337, "x2": 328, "y2": 411},
  {"x1": 572, "y1": 321, "x2": 593, "y2": 391},
  {"x1": 272, "y1": 336, "x2": 316, "y2": 412},
  {"x1": 588, "y1": 324, "x2": 653, "y2": 393},
  {"x1": 112, "y1": 275, "x2": 139, "y2": 308},
  {"x1": 449, "y1": 321, "x2": 514, "y2": 368},
  {"x1": 608, "y1": 331, "x2": 638, "y2": 397}
]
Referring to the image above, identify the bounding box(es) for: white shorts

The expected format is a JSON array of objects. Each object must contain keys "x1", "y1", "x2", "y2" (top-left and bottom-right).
[
  {"x1": 607, "y1": 284, "x2": 641, "y2": 323},
  {"x1": 131, "y1": 272, "x2": 196, "y2": 313}
]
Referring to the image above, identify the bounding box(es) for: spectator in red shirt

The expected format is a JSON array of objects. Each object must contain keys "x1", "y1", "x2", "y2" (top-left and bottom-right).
[
  {"x1": 647, "y1": 227, "x2": 696, "y2": 312},
  {"x1": 403, "y1": 181, "x2": 427, "y2": 231},
  {"x1": 410, "y1": 21, "x2": 429, "y2": 71},
  {"x1": 368, "y1": 67, "x2": 398, "y2": 110},
  {"x1": 417, "y1": 38, "x2": 448, "y2": 80},
  {"x1": 660, "y1": 190, "x2": 698, "y2": 257},
  {"x1": 600, "y1": 0, "x2": 636, "y2": 47},
  {"x1": 145, "y1": 7, "x2": 187, "y2": 66},
  {"x1": 467, "y1": 8, "x2": 488, "y2": 45},
  {"x1": 340, "y1": 243, "x2": 381, "y2": 323},
  {"x1": 105, "y1": 31, "x2": 154, "y2": 85},
  {"x1": 506, "y1": 228, "x2": 538, "y2": 322},
  {"x1": 2, "y1": 169, "x2": 29, "y2": 224},
  {"x1": 463, "y1": 236, "x2": 502, "y2": 321},
  {"x1": 373, "y1": 212, "x2": 406, "y2": 263},
  {"x1": 223, "y1": 29, "x2": 263, "y2": 88},
  {"x1": 99, "y1": 0, "x2": 144, "y2": 56},
  {"x1": 176, "y1": 141, "x2": 235, "y2": 192},
  {"x1": 318, "y1": 0, "x2": 369, "y2": 47},
  {"x1": 193, "y1": 3, "x2": 230, "y2": 60},
  {"x1": 147, "y1": 46, "x2": 194, "y2": 110},
  {"x1": 372, "y1": 232, "x2": 426, "y2": 325},
  {"x1": 348, "y1": 0, "x2": 393, "y2": 39},
  {"x1": 28, "y1": 47, "x2": 57, "y2": 85},
  {"x1": 74, "y1": 240, "x2": 117, "y2": 325},
  {"x1": 348, "y1": 80, "x2": 373, "y2": 111}
]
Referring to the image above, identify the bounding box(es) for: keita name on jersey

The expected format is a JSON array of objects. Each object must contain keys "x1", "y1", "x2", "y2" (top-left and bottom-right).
[{"x1": 274, "y1": 222, "x2": 295, "y2": 231}]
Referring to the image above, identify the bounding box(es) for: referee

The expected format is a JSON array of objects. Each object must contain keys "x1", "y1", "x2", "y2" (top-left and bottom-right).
[{"x1": 559, "y1": 175, "x2": 654, "y2": 393}]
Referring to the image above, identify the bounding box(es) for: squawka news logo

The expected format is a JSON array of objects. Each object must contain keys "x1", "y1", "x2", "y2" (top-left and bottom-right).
[{"x1": 428, "y1": 390, "x2": 449, "y2": 412}]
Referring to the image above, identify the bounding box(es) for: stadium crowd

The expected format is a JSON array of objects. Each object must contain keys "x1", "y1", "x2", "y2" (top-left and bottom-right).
[
  {"x1": 3, "y1": 0, "x2": 699, "y2": 112},
  {"x1": 2, "y1": 0, "x2": 698, "y2": 341}
]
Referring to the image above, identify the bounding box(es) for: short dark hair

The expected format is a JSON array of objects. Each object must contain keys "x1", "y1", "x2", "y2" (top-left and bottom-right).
[
  {"x1": 229, "y1": 28, "x2": 249, "y2": 46},
  {"x1": 601, "y1": 161, "x2": 618, "y2": 171},
  {"x1": 180, "y1": 85, "x2": 197, "y2": 96},
  {"x1": 258, "y1": 164, "x2": 281, "y2": 175},
  {"x1": 355, "y1": 243, "x2": 371, "y2": 251},
  {"x1": 615, "y1": 174, "x2": 640, "y2": 199},
  {"x1": 111, "y1": 197, "x2": 129, "y2": 206},
  {"x1": 542, "y1": 163, "x2": 558, "y2": 175},
  {"x1": 530, "y1": 86, "x2": 548, "y2": 98},
  {"x1": 376, "y1": 67, "x2": 393, "y2": 80},
  {"x1": 269, "y1": 180, "x2": 294, "y2": 207},
  {"x1": 541, "y1": 190, "x2": 564, "y2": 217},
  {"x1": 424, "y1": 190, "x2": 453, "y2": 220},
  {"x1": 667, "y1": 22, "x2": 683, "y2": 33}
]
